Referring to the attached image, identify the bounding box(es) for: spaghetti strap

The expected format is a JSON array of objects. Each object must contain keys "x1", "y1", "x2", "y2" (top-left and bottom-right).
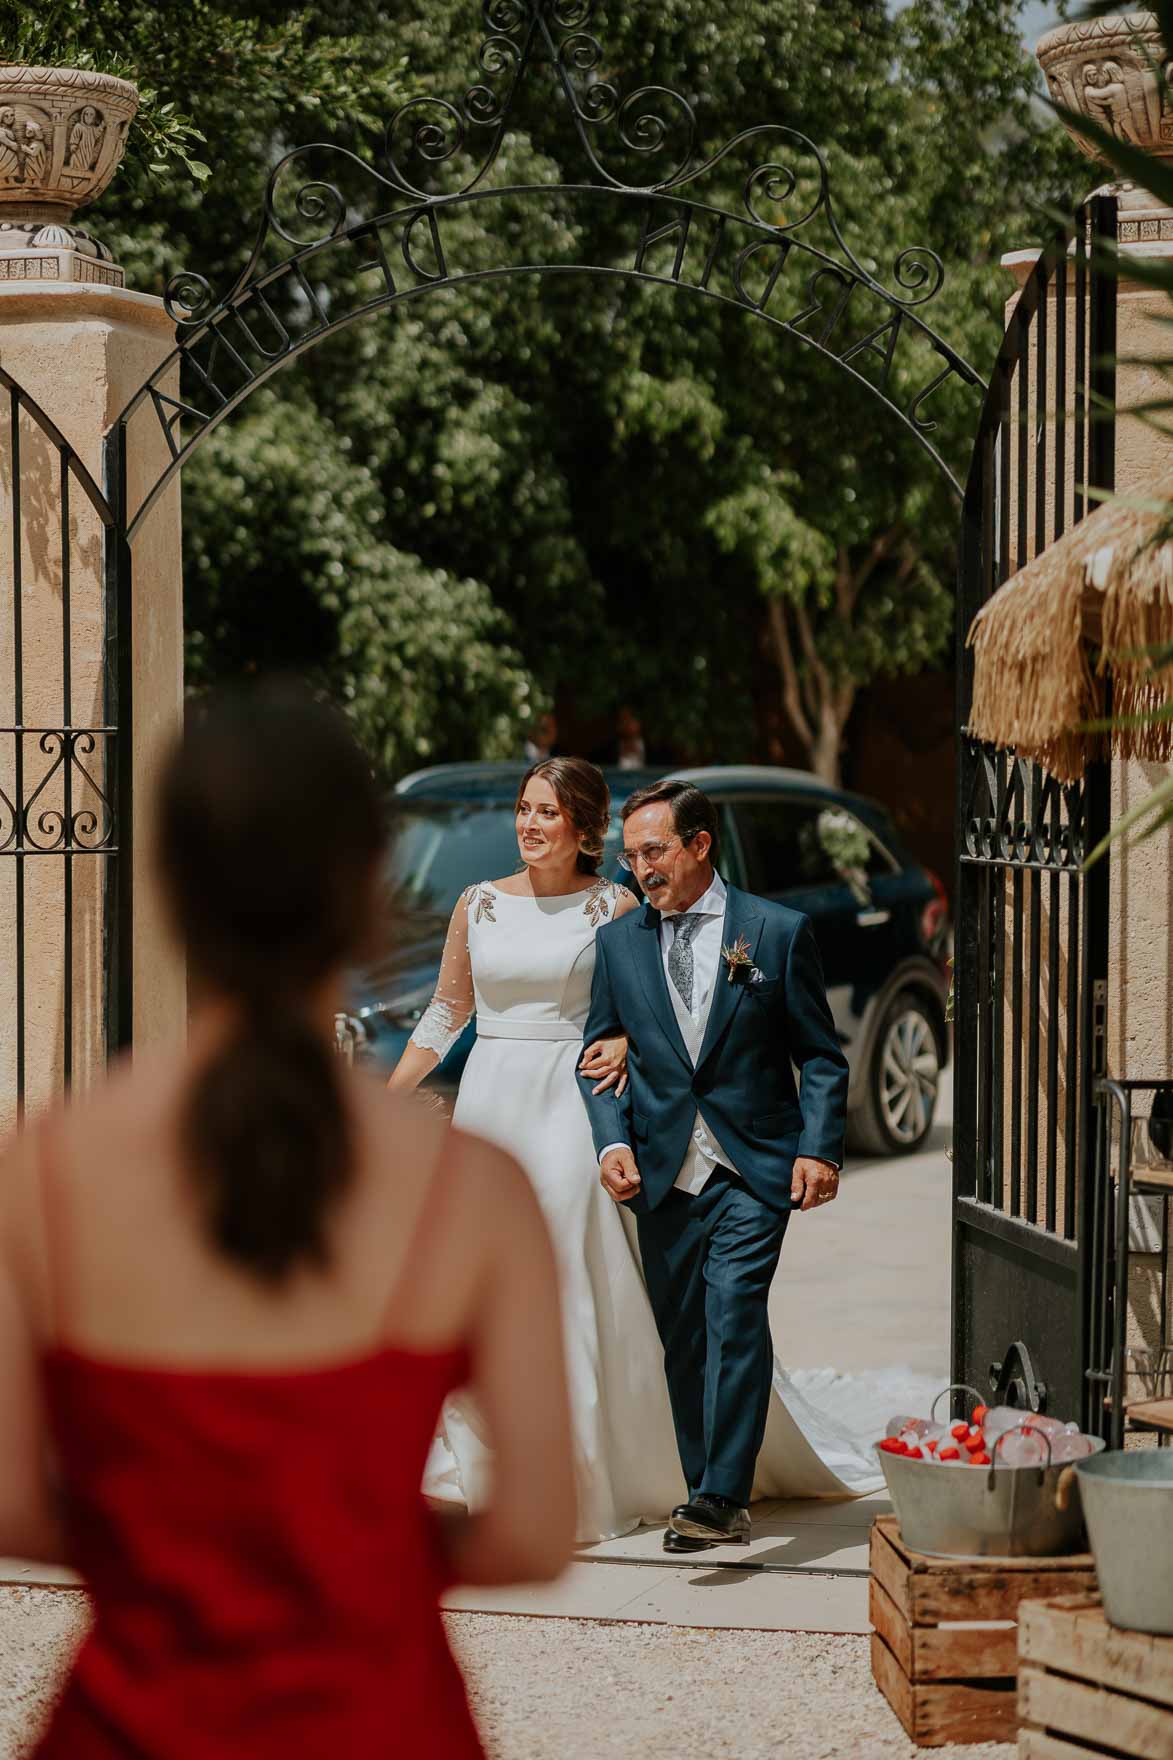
[
  {"x1": 378, "y1": 1127, "x2": 465, "y2": 1342},
  {"x1": 35, "y1": 1117, "x2": 70, "y2": 1345}
]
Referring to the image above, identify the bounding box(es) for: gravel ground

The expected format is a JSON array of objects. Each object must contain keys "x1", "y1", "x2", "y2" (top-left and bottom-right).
[
  {"x1": 446, "y1": 1614, "x2": 1015, "y2": 1760},
  {"x1": 0, "y1": 1589, "x2": 1015, "y2": 1760},
  {"x1": 0, "y1": 1589, "x2": 88, "y2": 1757}
]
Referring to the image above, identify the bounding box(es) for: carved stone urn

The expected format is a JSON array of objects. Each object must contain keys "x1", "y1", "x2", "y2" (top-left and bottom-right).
[
  {"x1": 0, "y1": 65, "x2": 139, "y2": 288},
  {"x1": 1037, "y1": 12, "x2": 1173, "y2": 247}
]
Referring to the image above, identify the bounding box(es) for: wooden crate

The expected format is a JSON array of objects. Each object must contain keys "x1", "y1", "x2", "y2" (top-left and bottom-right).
[
  {"x1": 869, "y1": 1515, "x2": 1097, "y2": 1748},
  {"x1": 1019, "y1": 1595, "x2": 1173, "y2": 1759},
  {"x1": 1126, "y1": 1398, "x2": 1173, "y2": 1436}
]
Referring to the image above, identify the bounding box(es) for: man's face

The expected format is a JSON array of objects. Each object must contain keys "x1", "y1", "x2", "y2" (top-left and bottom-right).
[{"x1": 623, "y1": 800, "x2": 712, "y2": 914}]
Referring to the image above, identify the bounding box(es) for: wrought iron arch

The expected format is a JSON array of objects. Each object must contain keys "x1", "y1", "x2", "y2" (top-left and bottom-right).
[
  {"x1": 101, "y1": 0, "x2": 987, "y2": 1048},
  {"x1": 110, "y1": 0, "x2": 984, "y2": 540}
]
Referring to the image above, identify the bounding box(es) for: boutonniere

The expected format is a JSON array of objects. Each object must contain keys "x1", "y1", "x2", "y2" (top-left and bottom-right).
[{"x1": 721, "y1": 935, "x2": 766, "y2": 986}]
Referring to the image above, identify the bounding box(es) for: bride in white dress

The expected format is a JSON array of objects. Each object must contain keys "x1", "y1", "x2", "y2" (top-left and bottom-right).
[{"x1": 389, "y1": 759, "x2": 881, "y2": 1542}]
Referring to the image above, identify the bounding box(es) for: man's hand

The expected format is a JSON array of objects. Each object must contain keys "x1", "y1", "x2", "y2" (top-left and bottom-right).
[
  {"x1": 600, "y1": 1146, "x2": 642, "y2": 1203},
  {"x1": 791, "y1": 1156, "x2": 840, "y2": 1212}
]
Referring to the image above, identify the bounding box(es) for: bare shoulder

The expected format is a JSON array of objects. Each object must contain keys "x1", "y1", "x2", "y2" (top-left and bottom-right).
[
  {"x1": 0, "y1": 1121, "x2": 37, "y2": 1238},
  {"x1": 29, "y1": 1045, "x2": 181, "y2": 1170},
  {"x1": 352, "y1": 1074, "x2": 538, "y2": 1223},
  {"x1": 443, "y1": 1132, "x2": 552, "y2": 1284},
  {"x1": 0, "y1": 1046, "x2": 179, "y2": 1272},
  {"x1": 351, "y1": 1067, "x2": 449, "y2": 1165},
  {"x1": 611, "y1": 883, "x2": 640, "y2": 920},
  {"x1": 597, "y1": 883, "x2": 640, "y2": 935}
]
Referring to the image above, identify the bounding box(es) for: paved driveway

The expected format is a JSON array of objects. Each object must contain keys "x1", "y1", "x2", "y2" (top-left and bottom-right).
[{"x1": 773, "y1": 1067, "x2": 953, "y2": 1379}]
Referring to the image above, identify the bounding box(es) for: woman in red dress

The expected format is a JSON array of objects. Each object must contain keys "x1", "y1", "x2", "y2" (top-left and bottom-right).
[{"x1": 0, "y1": 685, "x2": 576, "y2": 1758}]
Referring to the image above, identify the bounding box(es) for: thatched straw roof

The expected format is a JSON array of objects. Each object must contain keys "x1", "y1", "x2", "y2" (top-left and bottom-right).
[{"x1": 966, "y1": 474, "x2": 1173, "y2": 782}]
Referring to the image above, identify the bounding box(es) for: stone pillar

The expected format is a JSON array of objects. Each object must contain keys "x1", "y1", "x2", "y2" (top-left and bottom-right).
[
  {"x1": 1033, "y1": 19, "x2": 1173, "y2": 1081},
  {"x1": 1103, "y1": 255, "x2": 1173, "y2": 1381},
  {"x1": 0, "y1": 282, "x2": 184, "y2": 1135}
]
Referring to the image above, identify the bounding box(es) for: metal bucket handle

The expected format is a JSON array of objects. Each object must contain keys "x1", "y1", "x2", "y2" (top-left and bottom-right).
[
  {"x1": 930, "y1": 1382, "x2": 984, "y2": 1426},
  {"x1": 987, "y1": 1423, "x2": 1053, "y2": 1493}
]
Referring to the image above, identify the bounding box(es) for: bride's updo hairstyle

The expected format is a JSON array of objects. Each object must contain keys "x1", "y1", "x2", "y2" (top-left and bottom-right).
[
  {"x1": 157, "y1": 681, "x2": 384, "y2": 1285},
  {"x1": 518, "y1": 757, "x2": 611, "y2": 876}
]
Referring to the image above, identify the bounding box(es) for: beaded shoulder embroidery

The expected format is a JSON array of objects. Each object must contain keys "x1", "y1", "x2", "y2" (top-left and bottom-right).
[
  {"x1": 465, "y1": 883, "x2": 497, "y2": 925},
  {"x1": 583, "y1": 879, "x2": 617, "y2": 928}
]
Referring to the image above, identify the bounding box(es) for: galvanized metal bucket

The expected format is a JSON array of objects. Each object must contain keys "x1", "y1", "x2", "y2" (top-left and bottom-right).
[
  {"x1": 1074, "y1": 1450, "x2": 1173, "y2": 1633},
  {"x1": 877, "y1": 1385, "x2": 1104, "y2": 1559}
]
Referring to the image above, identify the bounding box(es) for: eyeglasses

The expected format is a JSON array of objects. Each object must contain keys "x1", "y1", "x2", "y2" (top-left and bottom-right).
[{"x1": 619, "y1": 835, "x2": 688, "y2": 872}]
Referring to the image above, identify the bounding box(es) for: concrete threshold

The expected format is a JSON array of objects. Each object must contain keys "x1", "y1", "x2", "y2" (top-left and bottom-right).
[{"x1": 575, "y1": 1553, "x2": 870, "y2": 1579}]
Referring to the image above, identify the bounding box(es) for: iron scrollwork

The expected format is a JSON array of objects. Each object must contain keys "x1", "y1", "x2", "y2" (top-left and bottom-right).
[
  {"x1": 0, "y1": 729, "x2": 118, "y2": 856},
  {"x1": 130, "y1": 0, "x2": 983, "y2": 538},
  {"x1": 963, "y1": 748, "x2": 1087, "y2": 871}
]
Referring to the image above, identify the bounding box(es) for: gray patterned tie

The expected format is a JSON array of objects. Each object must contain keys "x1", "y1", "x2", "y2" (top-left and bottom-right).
[{"x1": 668, "y1": 913, "x2": 703, "y2": 1012}]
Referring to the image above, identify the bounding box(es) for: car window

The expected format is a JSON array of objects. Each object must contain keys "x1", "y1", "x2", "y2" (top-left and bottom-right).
[
  {"x1": 383, "y1": 799, "x2": 633, "y2": 921},
  {"x1": 383, "y1": 803, "x2": 523, "y2": 923},
  {"x1": 732, "y1": 798, "x2": 895, "y2": 898}
]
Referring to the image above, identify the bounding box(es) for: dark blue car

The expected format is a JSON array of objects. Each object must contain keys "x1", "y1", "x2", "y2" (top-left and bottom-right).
[{"x1": 346, "y1": 763, "x2": 950, "y2": 1155}]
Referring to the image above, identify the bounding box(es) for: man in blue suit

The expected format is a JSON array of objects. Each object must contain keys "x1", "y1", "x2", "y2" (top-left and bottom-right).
[{"x1": 577, "y1": 779, "x2": 847, "y2": 1553}]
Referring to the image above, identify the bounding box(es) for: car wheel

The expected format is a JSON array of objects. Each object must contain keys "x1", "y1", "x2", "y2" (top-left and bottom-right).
[{"x1": 850, "y1": 990, "x2": 941, "y2": 1156}]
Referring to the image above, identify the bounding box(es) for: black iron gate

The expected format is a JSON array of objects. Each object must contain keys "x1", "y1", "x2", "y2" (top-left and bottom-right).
[
  {"x1": 0, "y1": 368, "x2": 118, "y2": 1130},
  {"x1": 953, "y1": 196, "x2": 1117, "y2": 1426}
]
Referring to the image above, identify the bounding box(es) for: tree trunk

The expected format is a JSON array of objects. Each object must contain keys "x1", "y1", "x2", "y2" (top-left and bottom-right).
[
  {"x1": 764, "y1": 529, "x2": 909, "y2": 783},
  {"x1": 766, "y1": 595, "x2": 856, "y2": 785},
  {"x1": 810, "y1": 692, "x2": 854, "y2": 786}
]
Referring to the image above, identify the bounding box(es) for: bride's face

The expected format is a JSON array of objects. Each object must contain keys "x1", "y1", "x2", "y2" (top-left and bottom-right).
[{"x1": 516, "y1": 776, "x2": 580, "y2": 875}]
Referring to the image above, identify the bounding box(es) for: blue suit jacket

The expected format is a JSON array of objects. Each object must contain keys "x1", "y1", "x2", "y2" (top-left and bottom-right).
[{"x1": 577, "y1": 883, "x2": 849, "y2": 1214}]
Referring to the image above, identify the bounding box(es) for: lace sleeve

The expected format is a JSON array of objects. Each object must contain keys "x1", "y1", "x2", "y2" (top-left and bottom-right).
[{"x1": 409, "y1": 889, "x2": 475, "y2": 1061}]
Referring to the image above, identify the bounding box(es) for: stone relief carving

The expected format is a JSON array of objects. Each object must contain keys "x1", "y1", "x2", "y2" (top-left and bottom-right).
[
  {"x1": 0, "y1": 67, "x2": 137, "y2": 281},
  {"x1": 1082, "y1": 58, "x2": 1147, "y2": 141},
  {"x1": 66, "y1": 104, "x2": 106, "y2": 174},
  {"x1": 21, "y1": 119, "x2": 49, "y2": 183},
  {"x1": 0, "y1": 106, "x2": 24, "y2": 182},
  {"x1": 0, "y1": 67, "x2": 136, "y2": 206},
  {"x1": 1037, "y1": 13, "x2": 1167, "y2": 159}
]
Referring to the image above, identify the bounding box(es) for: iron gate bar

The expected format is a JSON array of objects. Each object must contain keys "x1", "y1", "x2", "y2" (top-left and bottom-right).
[
  {"x1": 8, "y1": 390, "x2": 23, "y2": 1120},
  {"x1": 1078, "y1": 193, "x2": 1116, "y2": 1432},
  {"x1": 103, "y1": 435, "x2": 133, "y2": 1055}
]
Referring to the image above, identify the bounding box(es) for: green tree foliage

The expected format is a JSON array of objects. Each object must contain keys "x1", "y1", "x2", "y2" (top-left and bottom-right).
[
  {"x1": 184, "y1": 394, "x2": 535, "y2": 772},
  {"x1": 3, "y1": 1, "x2": 1087, "y2": 779}
]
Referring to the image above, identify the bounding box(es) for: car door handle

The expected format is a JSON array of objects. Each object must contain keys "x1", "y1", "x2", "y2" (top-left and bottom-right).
[{"x1": 856, "y1": 908, "x2": 891, "y2": 927}]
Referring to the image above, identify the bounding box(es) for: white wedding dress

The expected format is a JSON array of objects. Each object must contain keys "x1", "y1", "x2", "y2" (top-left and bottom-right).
[{"x1": 419, "y1": 877, "x2": 883, "y2": 1542}]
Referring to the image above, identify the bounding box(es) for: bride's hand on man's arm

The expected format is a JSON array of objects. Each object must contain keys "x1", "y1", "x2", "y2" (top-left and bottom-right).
[{"x1": 579, "y1": 1035, "x2": 629, "y2": 1097}]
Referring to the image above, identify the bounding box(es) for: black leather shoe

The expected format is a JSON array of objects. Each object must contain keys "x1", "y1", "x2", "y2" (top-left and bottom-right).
[
  {"x1": 662, "y1": 1527, "x2": 717, "y2": 1555},
  {"x1": 669, "y1": 1496, "x2": 751, "y2": 1545}
]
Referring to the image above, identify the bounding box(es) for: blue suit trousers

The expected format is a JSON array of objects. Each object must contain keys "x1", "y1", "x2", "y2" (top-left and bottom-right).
[{"x1": 636, "y1": 1166, "x2": 790, "y2": 1506}]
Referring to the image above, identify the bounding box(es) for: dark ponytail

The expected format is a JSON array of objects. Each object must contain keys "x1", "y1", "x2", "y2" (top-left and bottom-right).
[{"x1": 157, "y1": 682, "x2": 384, "y2": 1284}]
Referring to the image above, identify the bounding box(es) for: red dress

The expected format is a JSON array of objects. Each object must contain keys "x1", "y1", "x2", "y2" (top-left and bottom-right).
[{"x1": 33, "y1": 1146, "x2": 484, "y2": 1759}]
